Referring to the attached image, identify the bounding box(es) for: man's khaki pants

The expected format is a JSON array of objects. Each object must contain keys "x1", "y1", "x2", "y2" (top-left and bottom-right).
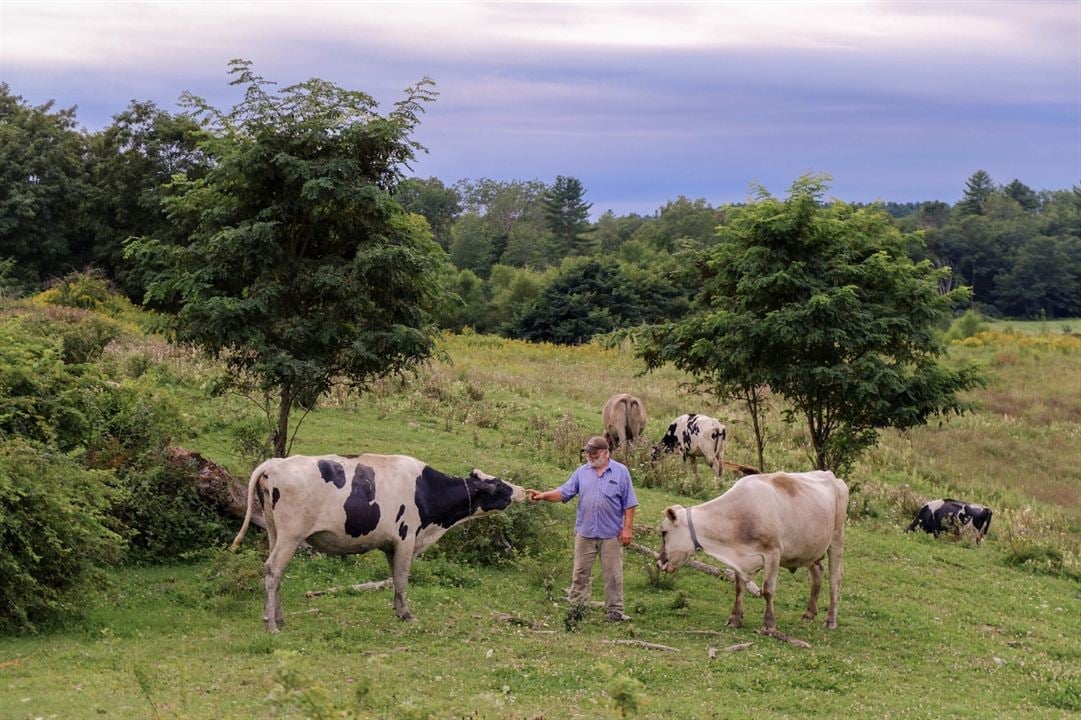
[{"x1": 569, "y1": 535, "x2": 624, "y2": 615}]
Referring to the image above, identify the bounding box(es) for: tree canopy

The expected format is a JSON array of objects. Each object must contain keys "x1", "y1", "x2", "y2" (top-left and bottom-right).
[
  {"x1": 127, "y1": 60, "x2": 449, "y2": 456},
  {"x1": 638, "y1": 175, "x2": 984, "y2": 473}
]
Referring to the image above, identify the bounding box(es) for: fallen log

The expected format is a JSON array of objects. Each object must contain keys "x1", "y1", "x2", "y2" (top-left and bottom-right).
[
  {"x1": 758, "y1": 628, "x2": 812, "y2": 649},
  {"x1": 601, "y1": 639, "x2": 679, "y2": 652},
  {"x1": 166, "y1": 446, "x2": 265, "y2": 530},
  {"x1": 305, "y1": 579, "x2": 393, "y2": 598},
  {"x1": 627, "y1": 542, "x2": 762, "y2": 597}
]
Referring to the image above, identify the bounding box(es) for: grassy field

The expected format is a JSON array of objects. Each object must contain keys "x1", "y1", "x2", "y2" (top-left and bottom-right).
[{"x1": 1, "y1": 328, "x2": 1079, "y2": 719}]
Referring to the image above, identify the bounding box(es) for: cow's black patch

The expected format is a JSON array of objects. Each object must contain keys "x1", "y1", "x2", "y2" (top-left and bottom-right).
[
  {"x1": 272, "y1": 487, "x2": 281, "y2": 509},
  {"x1": 318, "y1": 459, "x2": 347, "y2": 489},
  {"x1": 415, "y1": 466, "x2": 514, "y2": 531},
  {"x1": 395, "y1": 504, "x2": 406, "y2": 522},
  {"x1": 398, "y1": 522, "x2": 408, "y2": 540},
  {"x1": 343, "y1": 464, "x2": 381, "y2": 537}
]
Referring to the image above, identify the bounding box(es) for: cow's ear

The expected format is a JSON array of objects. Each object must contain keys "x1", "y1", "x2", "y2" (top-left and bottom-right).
[{"x1": 666, "y1": 506, "x2": 679, "y2": 523}]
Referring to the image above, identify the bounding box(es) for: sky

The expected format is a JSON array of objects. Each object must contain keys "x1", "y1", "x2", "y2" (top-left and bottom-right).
[{"x1": 2, "y1": 0, "x2": 1079, "y2": 217}]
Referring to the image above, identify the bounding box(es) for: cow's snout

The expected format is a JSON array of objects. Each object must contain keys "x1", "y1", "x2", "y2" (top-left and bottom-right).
[{"x1": 509, "y1": 483, "x2": 527, "y2": 503}]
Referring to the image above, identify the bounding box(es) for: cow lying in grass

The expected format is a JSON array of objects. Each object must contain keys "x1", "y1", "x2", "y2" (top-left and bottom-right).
[
  {"x1": 906, "y1": 498, "x2": 992, "y2": 543},
  {"x1": 231, "y1": 453, "x2": 526, "y2": 632},
  {"x1": 657, "y1": 470, "x2": 849, "y2": 633}
]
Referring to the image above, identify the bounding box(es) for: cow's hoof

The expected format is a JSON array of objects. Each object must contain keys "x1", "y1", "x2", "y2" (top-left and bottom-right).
[
  {"x1": 800, "y1": 612, "x2": 816, "y2": 622},
  {"x1": 825, "y1": 619, "x2": 838, "y2": 630},
  {"x1": 397, "y1": 613, "x2": 416, "y2": 622},
  {"x1": 725, "y1": 616, "x2": 742, "y2": 628}
]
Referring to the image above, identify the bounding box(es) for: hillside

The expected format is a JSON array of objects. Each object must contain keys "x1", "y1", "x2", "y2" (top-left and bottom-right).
[{"x1": 1, "y1": 325, "x2": 1078, "y2": 719}]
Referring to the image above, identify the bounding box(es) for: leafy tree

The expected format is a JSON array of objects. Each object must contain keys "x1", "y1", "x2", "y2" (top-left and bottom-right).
[
  {"x1": 455, "y1": 177, "x2": 549, "y2": 265},
  {"x1": 629, "y1": 196, "x2": 719, "y2": 253},
  {"x1": 638, "y1": 175, "x2": 982, "y2": 473},
  {"x1": 593, "y1": 210, "x2": 647, "y2": 255},
  {"x1": 511, "y1": 258, "x2": 685, "y2": 345},
  {"x1": 957, "y1": 169, "x2": 996, "y2": 216},
  {"x1": 394, "y1": 176, "x2": 461, "y2": 249},
  {"x1": 448, "y1": 212, "x2": 497, "y2": 277},
  {"x1": 0, "y1": 84, "x2": 88, "y2": 290},
  {"x1": 993, "y1": 235, "x2": 1081, "y2": 317},
  {"x1": 83, "y1": 100, "x2": 209, "y2": 298},
  {"x1": 543, "y1": 175, "x2": 593, "y2": 258},
  {"x1": 128, "y1": 60, "x2": 448, "y2": 456}
]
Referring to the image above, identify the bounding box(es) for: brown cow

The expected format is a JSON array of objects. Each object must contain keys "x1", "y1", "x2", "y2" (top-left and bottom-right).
[{"x1": 602, "y1": 393, "x2": 646, "y2": 451}]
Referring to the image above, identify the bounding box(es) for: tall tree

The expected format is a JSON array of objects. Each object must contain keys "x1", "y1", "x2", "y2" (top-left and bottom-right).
[
  {"x1": 1003, "y1": 179, "x2": 1040, "y2": 213},
  {"x1": 957, "y1": 169, "x2": 996, "y2": 216},
  {"x1": 638, "y1": 175, "x2": 982, "y2": 473},
  {"x1": 393, "y1": 176, "x2": 461, "y2": 249},
  {"x1": 0, "y1": 84, "x2": 88, "y2": 290},
  {"x1": 84, "y1": 100, "x2": 209, "y2": 298},
  {"x1": 543, "y1": 175, "x2": 593, "y2": 258},
  {"x1": 127, "y1": 60, "x2": 448, "y2": 457}
]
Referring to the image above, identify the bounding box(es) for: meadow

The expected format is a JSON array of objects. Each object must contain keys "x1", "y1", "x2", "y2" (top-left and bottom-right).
[{"x1": 1, "y1": 327, "x2": 1078, "y2": 719}]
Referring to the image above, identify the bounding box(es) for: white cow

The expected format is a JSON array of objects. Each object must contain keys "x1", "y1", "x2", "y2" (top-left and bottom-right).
[
  {"x1": 231, "y1": 453, "x2": 526, "y2": 632},
  {"x1": 652, "y1": 413, "x2": 728, "y2": 480},
  {"x1": 602, "y1": 393, "x2": 647, "y2": 451},
  {"x1": 657, "y1": 470, "x2": 848, "y2": 632}
]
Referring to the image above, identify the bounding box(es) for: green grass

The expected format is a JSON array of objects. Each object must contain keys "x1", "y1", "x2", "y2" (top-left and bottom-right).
[{"x1": 2, "y1": 325, "x2": 1080, "y2": 719}]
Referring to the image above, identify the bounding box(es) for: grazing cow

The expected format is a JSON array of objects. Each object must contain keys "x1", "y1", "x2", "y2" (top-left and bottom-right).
[
  {"x1": 652, "y1": 413, "x2": 728, "y2": 479},
  {"x1": 602, "y1": 393, "x2": 647, "y2": 451},
  {"x1": 231, "y1": 454, "x2": 526, "y2": 632},
  {"x1": 906, "y1": 499, "x2": 993, "y2": 543},
  {"x1": 657, "y1": 470, "x2": 849, "y2": 632}
]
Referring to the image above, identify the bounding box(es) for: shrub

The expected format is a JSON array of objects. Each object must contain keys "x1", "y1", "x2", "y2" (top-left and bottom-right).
[
  {"x1": 111, "y1": 453, "x2": 235, "y2": 563},
  {"x1": 430, "y1": 501, "x2": 562, "y2": 566},
  {"x1": 0, "y1": 440, "x2": 124, "y2": 632}
]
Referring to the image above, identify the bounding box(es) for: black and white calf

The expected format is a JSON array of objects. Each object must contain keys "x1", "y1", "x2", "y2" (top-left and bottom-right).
[
  {"x1": 231, "y1": 454, "x2": 526, "y2": 632},
  {"x1": 652, "y1": 413, "x2": 728, "y2": 479},
  {"x1": 906, "y1": 499, "x2": 993, "y2": 543}
]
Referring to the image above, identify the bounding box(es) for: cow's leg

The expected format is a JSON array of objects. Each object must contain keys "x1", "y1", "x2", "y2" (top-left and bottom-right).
[
  {"x1": 825, "y1": 537, "x2": 844, "y2": 630},
  {"x1": 688, "y1": 455, "x2": 699, "y2": 479},
  {"x1": 726, "y1": 572, "x2": 745, "y2": 628},
  {"x1": 263, "y1": 538, "x2": 300, "y2": 633},
  {"x1": 802, "y1": 560, "x2": 823, "y2": 621},
  {"x1": 761, "y1": 554, "x2": 780, "y2": 632},
  {"x1": 384, "y1": 546, "x2": 415, "y2": 621}
]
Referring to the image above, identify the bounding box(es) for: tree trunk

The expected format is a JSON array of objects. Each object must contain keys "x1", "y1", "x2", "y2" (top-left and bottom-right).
[{"x1": 274, "y1": 384, "x2": 292, "y2": 458}]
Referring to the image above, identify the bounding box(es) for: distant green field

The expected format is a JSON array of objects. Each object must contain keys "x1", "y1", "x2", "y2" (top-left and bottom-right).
[{"x1": 2, "y1": 329, "x2": 1078, "y2": 719}]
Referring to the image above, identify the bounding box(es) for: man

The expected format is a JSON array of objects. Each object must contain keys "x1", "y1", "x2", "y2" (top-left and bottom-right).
[{"x1": 528, "y1": 435, "x2": 638, "y2": 621}]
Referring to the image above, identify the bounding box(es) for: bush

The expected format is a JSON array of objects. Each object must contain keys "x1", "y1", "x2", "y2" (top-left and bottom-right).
[
  {"x1": 111, "y1": 454, "x2": 235, "y2": 563},
  {"x1": 430, "y1": 501, "x2": 562, "y2": 566},
  {"x1": 0, "y1": 440, "x2": 124, "y2": 632},
  {"x1": 0, "y1": 318, "x2": 103, "y2": 450}
]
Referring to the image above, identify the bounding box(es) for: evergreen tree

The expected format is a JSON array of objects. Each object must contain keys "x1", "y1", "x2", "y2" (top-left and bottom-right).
[
  {"x1": 957, "y1": 170, "x2": 996, "y2": 216},
  {"x1": 1003, "y1": 179, "x2": 1040, "y2": 212},
  {"x1": 543, "y1": 175, "x2": 593, "y2": 258}
]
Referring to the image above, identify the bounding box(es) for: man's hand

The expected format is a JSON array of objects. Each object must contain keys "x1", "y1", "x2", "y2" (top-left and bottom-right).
[
  {"x1": 527, "y1": 489, "x2": 543, "y2": 502},
  {"x1": 619, "y1": 527, "x2": 633, "y2": 546}
]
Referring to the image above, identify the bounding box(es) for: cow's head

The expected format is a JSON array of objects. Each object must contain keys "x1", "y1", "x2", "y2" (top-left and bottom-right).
[
  {"x1": 965, "y1": 504, "x2": 993, "y2": 541},
  {"x1": 468, "y1": 469, "x2": 526, "y2": 513},
  {"x1": 657, "y1": 505, "x2": 695, "y2": 573},
  {"x1": 650, "y1": 424, "x2": 680, "y2": 460}
]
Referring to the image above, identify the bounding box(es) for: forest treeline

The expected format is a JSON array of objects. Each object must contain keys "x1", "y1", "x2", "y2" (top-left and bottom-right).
[{"x1": 3, "y1": 82, "x2": 1080, "y2": 346}]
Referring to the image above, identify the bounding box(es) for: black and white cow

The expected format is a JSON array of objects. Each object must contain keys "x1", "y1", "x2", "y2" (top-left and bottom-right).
[
  {"x1": 230, "y1": 454, "x2": 526, "y2": 632},
  {"x1": 651, "y1": 413, "x2": 727, "y2": 480},
  {"x1": 905, "y1": 499, "x2": 993, "y2": 543}
]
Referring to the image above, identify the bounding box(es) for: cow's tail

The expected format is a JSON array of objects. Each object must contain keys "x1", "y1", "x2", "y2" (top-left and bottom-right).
[{"x1": 230, "y1": 461, "x2": 271, "y2": 551}]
